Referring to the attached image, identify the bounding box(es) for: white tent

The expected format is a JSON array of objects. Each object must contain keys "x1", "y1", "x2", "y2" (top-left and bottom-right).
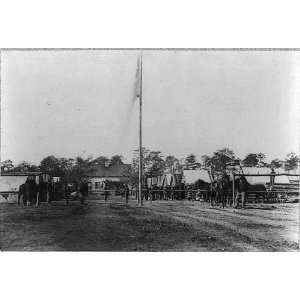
[
  {"x1": 0, "y1": 176, "x2": 27, "y2": 192},
  {"x1": 274, "y1": 175, "x2": 290, "y2": 184},
  {"x1": 183, "y1": 169, "x2": 211, "y2": 184},
  {"x1": 238, "y1": 167, "x2": 272, "y2": 185},
  {"x1": 274, "y1": 168, "x2": 299, "y2": 184},
  {"x1": 146, "y1": 176, "x2": 163, "y2": 187},
  {"x1": 164, "y1": 174, "x2": 175, "y2": 186},
  {"x1": 157, "y1": 175, "x2": 164, "y2": 187},
  {"x1": 146, "y1": 177, "x2": 152, "y2": 187},
  {"x1": 275, "y1": 168, "x2": 298, "y2": 175}
]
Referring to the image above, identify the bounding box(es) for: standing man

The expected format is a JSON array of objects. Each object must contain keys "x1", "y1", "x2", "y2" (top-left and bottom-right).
[
  {"x1": 144, "y1": 184, "x2": 149, "y2": 201},
  {"x1": 104, "y1": 181, "x2": 109, "y2": 202},
  {"x1": 79, "y1": 180, "x2": 89, "y2": 205},
  {"x1": 125, "y1": 184, "x2": 130, "y2": 204}
]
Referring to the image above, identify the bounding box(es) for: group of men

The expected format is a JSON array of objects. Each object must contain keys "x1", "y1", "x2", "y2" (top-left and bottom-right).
[
  {"x1": 18, "y1": 174, "x2": 248, "y2": 208},
  {"x1": 134, "y1": 183, "x2": 187, "y2": 202},
  {"x1": 133, "y1": 174, "x2": 249, "y2": 208},
  {"x1": 65, "y1": 180, "x2": 89, "y2": 204}
]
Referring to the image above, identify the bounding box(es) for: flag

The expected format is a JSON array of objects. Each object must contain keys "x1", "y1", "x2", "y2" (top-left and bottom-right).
[{"x1": 132, "y1": 56, "x2": 142, "y2": 102}]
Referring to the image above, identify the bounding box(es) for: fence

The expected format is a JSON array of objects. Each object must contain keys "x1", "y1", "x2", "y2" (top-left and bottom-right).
[
  {"x1": 130, "y1": 188, "x2": 299, "y2": 203},
  {"x1": 1, "y1": 187, "x2": 298, "y2": 204}
]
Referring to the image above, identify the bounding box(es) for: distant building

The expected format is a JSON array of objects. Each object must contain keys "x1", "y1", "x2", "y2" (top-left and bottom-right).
[
  {"x1": 236, "y1": 166, "x2": 299, "y2": 186},
  {"x1": 146, "y1": 167, "x2": 211, "y2": 188},
  {"x1": 0, "y1": 171, "x2": 52, "y2": 183},
  {"x1": 85, "y1": 163, "x2": 131, "y2": 191},
  {"x1": 0, "y1": 171, "x2": 53, "y2": 202}
]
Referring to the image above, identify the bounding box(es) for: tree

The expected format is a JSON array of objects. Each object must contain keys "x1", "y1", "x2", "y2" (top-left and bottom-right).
[
  {"x1": 270, "y1": 159, "x2": 282, "y2": 169},
  {"x1": 110, "y1": 155, "x2": 124, "y2": 166},
  {"x1": 130, "y1": 148, "x2": 166, "y2": 184},
  {"x1": 14, "y1": 161, "x2": 40, "y2": 172},
  {"x1": 242, "y1": 153, "x2": 259, "y2": 167},
  {"x1": 91, "y1": 156, "x2": 110, "y2": 167},
  {"x1": 165, "y1": 155, "x2": 179, "y2": 171},
  {"x1": 40, "y1": 155, "x2": 61, "y2": 175},
  {"x1": 184, "y1": 154, "x2": 199, "y2": 170},
  {"x1": 1, "y1": 160, "x2": 14, "y2": 172},
  {"x1": 257, "y1": 152, "x2": 267, "y2": 166},
  {"x1": 284, "y1": 152, "x2": 299, "y2": 171},
  {"x1": 68, "y1": 156, "x2": 93, "y2": 181},
  {"x1": 144, "y1": 151, "x2": 165, "y2": 177},
  {"x1": 131, "y1": 147, "x2": 150, "y2": 185},
  {"x1": 242, "y1": 153, "x2": 267, "y2": 167},
  {"x1": 209, "y1": 148, "x2": 236, "y2": 176},
  {"x1": 200, "y1": 155, "x2": 211, "y2": 169},
  {"x1": 56, "y1": 157, "x2": 76, "y2": 180},
  {"x1": 132, "y1": 148, "x2": 150, "y2": 173}
]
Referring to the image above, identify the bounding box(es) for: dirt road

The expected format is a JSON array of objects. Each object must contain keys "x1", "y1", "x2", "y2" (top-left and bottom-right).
[{"x1": 0, "y1": 198, "x2": 298, "y2": 251}]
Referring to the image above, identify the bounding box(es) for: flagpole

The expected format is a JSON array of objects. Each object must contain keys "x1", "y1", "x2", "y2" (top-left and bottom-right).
[{"x1": 138, "y1": 54, "x2": 143, "y2": 206}]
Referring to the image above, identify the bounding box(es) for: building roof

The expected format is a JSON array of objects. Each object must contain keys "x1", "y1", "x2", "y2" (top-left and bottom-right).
[
  {"x1": 85, "y1": 163, "x2": 131, "y2": 178},
  {"x1": 183, "y1": 169, "x2": 211, "y2": 184},
  {"x1": 1, "y1": 171, "x2": 46, "y2": 176},
  {"x1": 235, "y1": 167, "x2": 299, "y2": 185}
]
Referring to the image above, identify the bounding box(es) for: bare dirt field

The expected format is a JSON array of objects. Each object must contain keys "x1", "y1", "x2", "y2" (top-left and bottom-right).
[{"x1": 0, "y1": 197, "x2": 299, "y2": 251}]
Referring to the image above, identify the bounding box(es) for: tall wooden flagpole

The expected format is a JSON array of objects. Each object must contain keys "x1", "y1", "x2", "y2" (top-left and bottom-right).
[{"x1": 138, "y1": 54, "x2": 143, "y2": 206}]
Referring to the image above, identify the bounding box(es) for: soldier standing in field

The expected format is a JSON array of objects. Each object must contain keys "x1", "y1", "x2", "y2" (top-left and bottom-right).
[
  {"x1": 125, "y1": 184, "x2": 130, "y2": 204},
  {"x1": 104, "y1": 181, "x2": 109, "y2": 202}
]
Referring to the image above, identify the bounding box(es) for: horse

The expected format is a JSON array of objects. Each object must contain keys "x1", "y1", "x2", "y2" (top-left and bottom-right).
[
  {"x1": 18, "y1": 178, "x2": 37, "y2": 206},
  {"x1": 194, "y1": 179, "x2": 210, "y2": 201},
  {"x1": 209, "y1": 180, "x2": 218, "y2": 207},
  {"x1": 18, "y1": 174, "x2": 53, "y2": 207},
  {"x1": 209, "y1": 174, "x2": 231, "y2": 208},
  {"x1": 220, "y1": 174, "x2": 231, "y2": 208},
  {"x1": 214, "y1": 179, "x2": 224, "y2": 208}
]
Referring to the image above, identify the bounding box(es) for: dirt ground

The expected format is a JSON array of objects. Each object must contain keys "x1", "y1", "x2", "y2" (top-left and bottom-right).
[{"x1": 0, "y1": 197, "x2": 299, "y2": 251}]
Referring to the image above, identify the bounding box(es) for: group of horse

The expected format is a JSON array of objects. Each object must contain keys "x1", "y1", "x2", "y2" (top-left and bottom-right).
[
  {"x1": 135, "y1": 174, "x2": 237, "y2": 205},
  {"x1": 17, "y1": 172, "x2": 271, "y2": 208},
  {"x1": 209, "y1": 174, "x2": 238, "y2": 208},
  {"x1": 17, "y1": 175, "x2": 89, "y2": 207},
  {"x1": 18, "y1": 176, "x2": 52, "y2": 207},
  {"x1": 141, "y1": 173, "x2": 268, "y2": 208},
  {"x1": 197, "y1": 174, "x2": 271, "y2": 207}
]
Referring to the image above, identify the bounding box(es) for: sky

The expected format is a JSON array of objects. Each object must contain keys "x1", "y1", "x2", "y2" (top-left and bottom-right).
[{"x1": 1, "y1": 50, "x2": 299, "y2": 165}]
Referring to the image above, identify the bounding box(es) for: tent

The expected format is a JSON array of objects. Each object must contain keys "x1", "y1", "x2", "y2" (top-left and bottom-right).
[
  {"x1": 0, "y1": 176, "x2": 27, "y2": 192},
  {"x1": 274, "y1": 175, "x2": 290, "y2": 184},
  {"x1": 146, "y1": 177, "x2": 152, "y2": 187},
  {"x1": 183, "y1": 169, "x2": 211, "y2": 185},
  {"x1": 238, "y1": 167, "x2": 272, "y2": 185},
  {"x1": 147, "y1": 173, "x2": 179, "y2": 187},
  {"x1": 157, "y1": 175, "x2": 164, "y2": 187},
  {"x1": 165, "y1": 174, "x2": 175, "y2": 186}
]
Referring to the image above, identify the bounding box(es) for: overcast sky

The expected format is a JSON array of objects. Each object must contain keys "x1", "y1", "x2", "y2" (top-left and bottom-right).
[{"x1": 1, "y1": 50, "x2": 299, "y2": 165}]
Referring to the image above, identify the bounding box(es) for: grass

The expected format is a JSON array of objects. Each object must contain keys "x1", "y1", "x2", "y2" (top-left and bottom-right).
[{"x1": 0, "y1": 198, "x2": 298, "y2": 251}]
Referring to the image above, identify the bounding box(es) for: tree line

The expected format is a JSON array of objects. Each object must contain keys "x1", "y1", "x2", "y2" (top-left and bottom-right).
[
  {"x1": 1, "y1": 149, "x2": 299, "y2": 183},
  {"x1": 131, "y1": 148, "x2": 299, "y2": 183},
  {"x1": 1, "y1": 154, "x2": 125, "y2": 182}
]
